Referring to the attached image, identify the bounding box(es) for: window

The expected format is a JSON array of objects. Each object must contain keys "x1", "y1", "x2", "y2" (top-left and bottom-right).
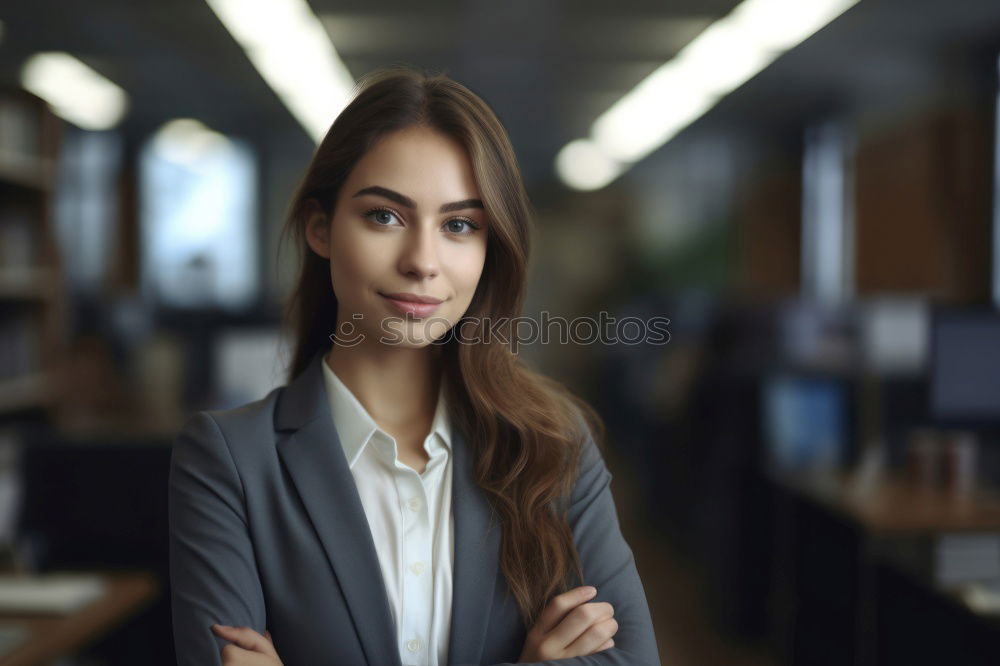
[{"x1": 139, "y1": 119, "x2": 257, "y2": 309}]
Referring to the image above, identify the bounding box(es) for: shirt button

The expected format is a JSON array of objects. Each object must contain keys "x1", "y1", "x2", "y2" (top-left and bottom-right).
[
  {"x1": 410, "y1": 561, "x2": 426, "y2": 575},
  {"x1": 406, "y1": 638, "x2": 422, "y2": 652},
  {"x1": 407, "y1": 497, "x2": 422, "y2": 512}
]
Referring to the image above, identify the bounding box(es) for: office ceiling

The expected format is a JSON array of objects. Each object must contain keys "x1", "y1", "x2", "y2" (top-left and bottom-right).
[{"x1": 1, "y1": 0, "x2": 1000, "y2": 187}]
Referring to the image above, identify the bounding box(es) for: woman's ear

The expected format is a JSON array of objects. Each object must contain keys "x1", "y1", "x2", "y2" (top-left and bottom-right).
[{"x1": 304, "y1": 199, "x2": 332, "y2": 259}]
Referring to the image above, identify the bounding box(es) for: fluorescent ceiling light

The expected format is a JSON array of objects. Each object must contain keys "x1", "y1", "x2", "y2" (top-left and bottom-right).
[
  {"x1": 555, "y1": 139, "x2": 624, "y2": 191},
  {"x1": 21, "y1": 52, "x2": 129, "y2": 131},
  {"x1": 205, "y1": 0, "x2": 355, "y2": 142},
  {"x1": 152, "y1": 118, "x2": 232, "y2": 168},
  {"x1": 559, "y1": 0, "x2": 861, "y2": 189}
]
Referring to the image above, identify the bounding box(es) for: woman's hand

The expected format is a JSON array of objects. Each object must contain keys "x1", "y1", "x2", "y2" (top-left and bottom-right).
[
  {"x1": 211, "y1": 624, "x2": 284, "y2": 665},
  {"x1": 518, "y1": 586, "x2": 617, "y2": 662}
]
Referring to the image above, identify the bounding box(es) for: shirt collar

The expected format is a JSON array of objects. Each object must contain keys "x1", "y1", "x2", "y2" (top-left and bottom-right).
[{"x1": 320, "y1": 356, "x2": 452, "y2": 469}]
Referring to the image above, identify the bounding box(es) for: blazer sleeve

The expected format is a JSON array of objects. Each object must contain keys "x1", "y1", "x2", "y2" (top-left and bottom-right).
[
  {"x1": 168, "y1": 411, "x2": 268, "y2": 666},
  {"x1": 459, "y1": 425, "x2": 663, "y2": 666}
]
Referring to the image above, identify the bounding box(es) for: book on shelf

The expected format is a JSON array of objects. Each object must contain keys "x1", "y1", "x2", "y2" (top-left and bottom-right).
[
  {"x1": 0, "y1": 313, "x2": 40, "y2": 382},
  {"x1": 0, "y1": 95, "x2": 42, "y2": 166},
  {"x1": 0, "y1": 205, "x2": 41, "y2": 275}
]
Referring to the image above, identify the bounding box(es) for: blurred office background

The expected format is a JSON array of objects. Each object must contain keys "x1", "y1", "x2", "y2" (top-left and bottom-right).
[{"x1": 2, "y1": 0, "x2": 1000, "y2": 664}]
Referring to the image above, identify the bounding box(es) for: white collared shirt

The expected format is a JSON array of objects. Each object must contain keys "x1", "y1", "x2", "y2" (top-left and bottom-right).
[{"x1": 321, "y1": 359, "x2": 453, "y2": 666}]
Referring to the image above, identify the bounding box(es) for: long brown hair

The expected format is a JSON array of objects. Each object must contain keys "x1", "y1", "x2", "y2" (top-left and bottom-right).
[{"x1": 279, "y1": 65, "x2": 606, "y2": 627}]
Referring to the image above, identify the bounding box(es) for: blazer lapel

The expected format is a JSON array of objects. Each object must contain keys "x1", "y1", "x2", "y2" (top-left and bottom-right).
[
  {"x1": 447, "y1": 425, "x2": 501, "y2": 664},
  {"x1": 275, "y1": 349, "x2": 402, "y2": 666}
]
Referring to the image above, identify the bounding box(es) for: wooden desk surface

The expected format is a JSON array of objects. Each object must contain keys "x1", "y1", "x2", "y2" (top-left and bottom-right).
[
  {"x1": 770, "y1": 469, "x2": 1000, "y2": 533},
  {"x1": 0, "y1": 571, "x2": 159, "y2": 666}
]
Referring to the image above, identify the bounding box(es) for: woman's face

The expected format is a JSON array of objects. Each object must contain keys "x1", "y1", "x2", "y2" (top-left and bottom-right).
[{"x1": 306, "y1": 125, "x2": 489, "y2": 348}]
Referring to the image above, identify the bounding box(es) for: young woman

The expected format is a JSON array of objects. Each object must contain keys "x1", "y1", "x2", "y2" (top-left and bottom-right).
[{"x1": 168, "y1": 66, "x2": 660, "y2": 666}]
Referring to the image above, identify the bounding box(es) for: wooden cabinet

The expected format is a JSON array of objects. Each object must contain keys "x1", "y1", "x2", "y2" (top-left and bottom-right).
[
  {"x1": 0, "y1": 90, "x2": 65, "y2": 418},
  {"x1": 854, "y1": 106, "x2": 993, "y2": 302}
]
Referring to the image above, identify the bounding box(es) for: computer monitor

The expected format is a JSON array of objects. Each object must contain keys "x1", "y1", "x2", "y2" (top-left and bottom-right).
[
  {"x1": 859, "y1": 298, "x2": 930, "y2": 376},
  {"x1": 763, "y1": 373, "x2": 850, "y2": 472},
  {"x1": 212, "y1": 327, "x2": 291, "y2": 409},
  {"x1": 929, "y1": 308, "x2": 1000, "y2": 426}
]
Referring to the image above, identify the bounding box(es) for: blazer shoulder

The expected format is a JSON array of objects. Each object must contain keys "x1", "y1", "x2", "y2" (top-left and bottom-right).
[
  {"x1": 569, "y1": 403, "x2": 609, "y2": 478},
  {"x1": 181, "y1": 385, "x2": 287, "y2": 454},
  {"x1": 547, "y1": 406, "x2": 610, "y2": 518}
]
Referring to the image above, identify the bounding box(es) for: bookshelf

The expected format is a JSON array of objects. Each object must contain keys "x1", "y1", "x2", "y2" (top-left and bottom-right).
[{"x1": 0, "y1": 90, "x2": 65, "y2": 418}]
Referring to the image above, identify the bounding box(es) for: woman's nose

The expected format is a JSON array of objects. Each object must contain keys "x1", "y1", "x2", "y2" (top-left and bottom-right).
[{"x1": 398, "y1": 224, "x2": 440, "y2": 279}]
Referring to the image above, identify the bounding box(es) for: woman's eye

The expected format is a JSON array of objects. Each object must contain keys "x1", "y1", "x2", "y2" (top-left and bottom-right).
[
  {"x1": 445, "y1": 218, "x2": 480, "y2": 234},
  {"x1": 364, "y1": 208, "x2": 401, "y2": 226}
]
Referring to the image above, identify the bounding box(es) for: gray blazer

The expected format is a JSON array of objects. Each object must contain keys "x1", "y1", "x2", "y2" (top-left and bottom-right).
[{"x1": 168, "y1": 348, "x2": 661, "y2": 665}]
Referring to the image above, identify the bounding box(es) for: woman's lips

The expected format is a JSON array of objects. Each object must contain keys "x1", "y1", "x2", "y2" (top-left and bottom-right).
[{"x1": 380, "y1": 294, "x2": 441, "y2": 318}]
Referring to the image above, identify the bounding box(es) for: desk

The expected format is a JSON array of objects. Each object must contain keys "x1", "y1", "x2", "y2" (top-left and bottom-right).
[
  {"x1": 772, "y1": 470, "x2": 1000, "y2": 533},
  {"x1": 767, "y1": 471, "x2": 1000, "y2": 666},
  {"x1": 0, "y1": 571, "x2": 158, "y2": 666}
]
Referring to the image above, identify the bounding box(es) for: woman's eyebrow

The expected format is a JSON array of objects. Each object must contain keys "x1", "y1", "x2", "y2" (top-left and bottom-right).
[{"x1": 352, "y1": 185, "x2": 483, "y2": 213}]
